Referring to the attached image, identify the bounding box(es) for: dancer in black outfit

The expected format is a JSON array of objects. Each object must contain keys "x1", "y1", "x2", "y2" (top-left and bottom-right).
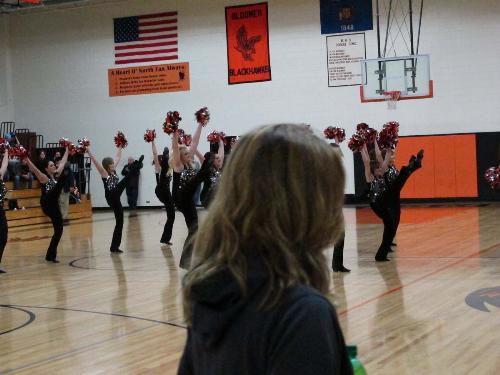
[
  {"x1": 374, "y1": 145, "x2": 424, "y2": 248},
  {"x1": 87, "y1": 146, "x2": 144, "y2": 253},
  {"x1": 361, "y1": 143, "x2": 423, "y2": 261},
  {"x1": 330, "y1": 141, "x2": 350, "y2": 272},
  {"x1": 25, "y1": 146, "x2": 70, "y2": 263},
  {"x1": 152, "y1": 140, "x2": 175, "y2": 245},
  {"x1": 0, "y1": 149, "x2": 9, "y2": 273},
  {"x1": 171, "y1": 122, "x2": 211, "y2": 269},
  {"x1": 200, "y1": 138, "x2": 224, "y2": 209}
]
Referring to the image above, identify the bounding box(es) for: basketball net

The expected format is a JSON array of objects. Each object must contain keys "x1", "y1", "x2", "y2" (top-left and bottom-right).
[{"x1": 384, "y1": 91, "x2": 401, "y2": 110}]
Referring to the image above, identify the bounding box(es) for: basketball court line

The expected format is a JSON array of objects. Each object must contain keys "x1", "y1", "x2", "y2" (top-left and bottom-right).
[
  {"x1": 338, "y1": 241, "x2": 500, "y2": 317},
  {"x1": 1, "y1": 324, "x2": 159, "y2": 374}
]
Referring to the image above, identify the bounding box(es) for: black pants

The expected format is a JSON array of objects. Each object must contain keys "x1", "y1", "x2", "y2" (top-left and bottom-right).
[
  {"x1": 175, "y1": 168, "x2": 210, "y2": 269},
  {"x1": 332, "y1": 231, "x2": 345, "y2": 270},
  {"x1": 371, "y1": 166, "x2": 413, "y2": 260},
  {"x1": 0, "y1": 209, "x2": 7, "y2": 264},
  {"x1": 156, "y1": 186, "x2": 175, "y2": 243},
  {"x1": 126, "y1": 185, "x2": 139, "y2": 209},
  {"x1": 370, "y1": 201, "x2": 397, "y2": 260},
  {"x1": 106, "y1": 176, "x2": 129, "y2": 251},
  {"x1": 41, "y1": 176, "x2": 66, "y2": 261}
]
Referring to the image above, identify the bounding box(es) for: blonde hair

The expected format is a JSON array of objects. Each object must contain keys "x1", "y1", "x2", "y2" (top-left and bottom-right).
[
  {"x1": 173, "y1": 145, "x2": 192, "y2": 169},
  {"x1": 182, "y1": 124, "x2": 345, "y2": 325}
]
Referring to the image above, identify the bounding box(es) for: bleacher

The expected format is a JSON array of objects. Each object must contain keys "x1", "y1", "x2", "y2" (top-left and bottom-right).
[{"x1": 1, "y1": 121, "x2": 93, "y2": 228}]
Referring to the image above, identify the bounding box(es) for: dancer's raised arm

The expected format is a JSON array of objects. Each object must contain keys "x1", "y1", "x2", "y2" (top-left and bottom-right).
[
  {"x1": 217, "y1": 139, "x2": 225, "y2": 166},
  {"x1": 152, "y1": 140, "x2": 160, "y2": 174},
  {"x1": 0, "y1": 149, "x2": 7, "y2": 179},
  {"x1": 87, "y1": 148, "x2": 108, "y2": 178},
  {"x1": 188, "y1": 123, "x2": 203, "y2": 157},
  {"x1": 54, "y1": 147, "x2": 69, "y2": 176},
  {"x1": 171, "y1": 131, "x2": 183, "y2": 172},
  {"x1": 25, "y1": 156, "x2": 49, "y2": 184},
  {"x1": 360, "y1": 144, "x2": 374, "y2": 183},
  {"x1": 114, "y1": 146, "x2": 122, "y2": 167}
]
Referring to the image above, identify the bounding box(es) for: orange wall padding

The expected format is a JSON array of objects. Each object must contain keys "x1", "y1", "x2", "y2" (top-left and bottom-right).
[{"x1": 395, "y1": 135, "x2": 478, "y2": 198}]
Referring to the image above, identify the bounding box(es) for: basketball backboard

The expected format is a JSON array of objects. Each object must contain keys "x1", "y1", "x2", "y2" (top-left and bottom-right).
[{"x1": 360, "y1": 54, "x2": 432, "y2": 103}]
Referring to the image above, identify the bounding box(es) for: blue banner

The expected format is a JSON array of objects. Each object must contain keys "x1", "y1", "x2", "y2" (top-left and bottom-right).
[{"x1": 320, "y1": 0, "x2": 373, "y2": 34}]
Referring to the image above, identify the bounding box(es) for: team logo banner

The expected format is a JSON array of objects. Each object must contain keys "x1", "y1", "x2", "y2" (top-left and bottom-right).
[
  {"x1": 320, "y1": 0, "x2": 373, "y2": 34},
  {"x1": 225, "y1": 2, "x2": 271, "y2": 84}
]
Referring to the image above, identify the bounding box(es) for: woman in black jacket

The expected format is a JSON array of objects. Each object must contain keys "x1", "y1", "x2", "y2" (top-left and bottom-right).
[{"x1": 179, "y1": 124, "x2": 353, "y2": 375}]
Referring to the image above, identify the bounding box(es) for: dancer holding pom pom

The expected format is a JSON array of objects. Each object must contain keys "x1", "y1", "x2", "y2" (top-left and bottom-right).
[
  {"x1": 25, "y1": 145, "x2": 70, "y2": 263},
  {"x1": 360, "y1": 142, "x2": 424, "y2": 261},
  {"x1": 0, "y1": 148, "x2": 9, "y2": 273},
  {"x1": 151, "y1": 138, "x2": 175, "y2": 246},
  {"x1": 171, "y1": 108, "x2": 213, "y2": 269},
  {"x1": 87, "y1": 133, "x2": 143, "y2": 253}
]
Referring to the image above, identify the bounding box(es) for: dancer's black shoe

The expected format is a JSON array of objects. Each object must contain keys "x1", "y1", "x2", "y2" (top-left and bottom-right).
[
  {"x1": 375, "y1": 256, "x2": 390, "y2": 262},
  {"x1": 110, "y1": 249, "x2": 123, "y2": 253},
  {"x1": 332, "y1": 265, "x2": 351, "y2": 273},
  {"x1": 45, "y1": 258, "x2": 60, "y2": 263},
  {"x1": 0, "y1": 269, "x2": 6, "y2": 273},
  {"x1": 408, "y1": 149, "x2": 424, "y2": 172}
]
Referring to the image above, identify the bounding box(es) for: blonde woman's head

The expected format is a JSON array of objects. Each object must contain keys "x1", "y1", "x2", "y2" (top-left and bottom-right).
[
  {"x1": 179, "y1": 145, "x2": 192, "y2": 165},
  {"x1": 183, "y1": 123, "x2": 345, "y2": 324}
]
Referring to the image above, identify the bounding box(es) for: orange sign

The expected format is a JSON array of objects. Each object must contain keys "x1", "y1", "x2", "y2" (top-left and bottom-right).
[
  {"x1": 225, "y1": 2, "x2": 271, "y2": 84},
  {"x1": 108, "y1": 62, "x2": 189, "y2": 97}
]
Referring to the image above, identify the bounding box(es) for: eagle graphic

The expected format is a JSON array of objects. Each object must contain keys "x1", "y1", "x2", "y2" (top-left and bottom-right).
[{"x1": 235, "y1": 25, "x2": 262, "y2": 61}]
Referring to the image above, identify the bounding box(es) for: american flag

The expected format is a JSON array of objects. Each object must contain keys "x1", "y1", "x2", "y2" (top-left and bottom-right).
[{"x1": 113, "y1": 12, "x2": 178, "y2": 65}]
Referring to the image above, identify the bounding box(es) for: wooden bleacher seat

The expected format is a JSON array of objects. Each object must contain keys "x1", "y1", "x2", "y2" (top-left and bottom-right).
[{"x1": 3, "y1": 181, "x2": 92, "y2": 227}]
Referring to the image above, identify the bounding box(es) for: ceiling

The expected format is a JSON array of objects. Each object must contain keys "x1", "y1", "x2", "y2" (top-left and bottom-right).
[{"x1": 0, "y1": 0, "x2": 116, "y2": 14}]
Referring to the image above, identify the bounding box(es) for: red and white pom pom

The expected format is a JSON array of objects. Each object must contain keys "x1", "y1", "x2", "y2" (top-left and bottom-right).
[
  {"x1": 231, "y1": 137, "x2": 238, "y2": 146},
  {"x1": 207, "y1": 131, "x2": 226, "y2": 144},
  {"x1": 76, "y1": 138, "x2": 90, "y2": 154},
  {"x1": 364, "y1": 127, "x2": 378, "y2": 144},
  {"x1": 182, "y1": 134, "x2": 192, "y2": 146},
  {"x1": 356, "y1": 123, "x2": 369, "y2": 133},
  {"x1": 163, "y1": 111, "x2": 182, "y2": 135},
  {"x1": 59, "y1": 137, "x2": 72, "y2": 148},
  {"x1": 378, "y1": 121, "x2": 400, "y2": 150},
  {"x1": 12, "y1": 145, "x2": 29, "y2": 160},
  {"x1": 195, "y1": 107, "x2": 210, "y2": 126},
  {"x1": 324, "y1": 126, "x2": 346, "y2": 142},
  {"x1": 143, "y1": 129, "x2": 156, "y2": 143},
  {"x1": 348, "y1": 134, "x2": 365, "y2": 153},
  {"x1": 114, "y1": 131, "x2": 128, "y2": 148},
  {"x1": 484, "y1": 166, "x2": 500, "y2": 189},
  {"x1": 166, "y1": 111, "x2": 182, "y2": 127}
]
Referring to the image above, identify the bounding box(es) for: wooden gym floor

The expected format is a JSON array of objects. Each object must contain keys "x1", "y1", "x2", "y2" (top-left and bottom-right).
[{"x1": 1, "y1": 204, "x2": 499, "y2": 374}]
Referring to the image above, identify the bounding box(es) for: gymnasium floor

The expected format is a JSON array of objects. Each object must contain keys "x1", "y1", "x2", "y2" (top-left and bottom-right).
[{"x1": 1, "y1": 204, "x2": 499, "y2": 374}]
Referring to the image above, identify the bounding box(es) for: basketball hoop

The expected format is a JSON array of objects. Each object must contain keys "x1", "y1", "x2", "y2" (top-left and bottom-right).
[{"x1": 384, "y1": 91, "x2": 401, "y2": 110}]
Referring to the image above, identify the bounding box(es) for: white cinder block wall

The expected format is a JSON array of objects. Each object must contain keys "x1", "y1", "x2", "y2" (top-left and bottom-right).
[
  {"x1": 3, "y1": 0, "x2": 500, "y2": 206},
  {"x1": 0, "y1": 16, "x2": 13, "y2": 121}
]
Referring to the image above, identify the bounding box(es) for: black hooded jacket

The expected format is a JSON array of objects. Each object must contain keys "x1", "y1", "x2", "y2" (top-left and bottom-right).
[{"x1": 178, "y1": 258, "x2": 353, "y2": 375}]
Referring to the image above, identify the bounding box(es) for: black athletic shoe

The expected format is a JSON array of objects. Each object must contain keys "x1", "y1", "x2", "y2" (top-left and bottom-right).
[
  {"x1": 110, "y1": 249, "x2": 124, "y2": 253},
  {"x1": 332, "y1": 265, "x2": 351, "y2": 273},
  {"x1": 45, "y1": 258, "x2": 60, "y2": 263},
  {"x1": 0, "y1": 269, "x2": 6, "y2": 274}
]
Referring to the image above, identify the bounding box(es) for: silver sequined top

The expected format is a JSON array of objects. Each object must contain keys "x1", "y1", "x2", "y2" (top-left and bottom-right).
[
  {"x1": 208, "y1": 169, "x2": 222, "y2": 191},
  {"x1": 104, "y1": 173, "x2": 119, "y2": 191},
  {"x1": 43, "y1": 178, "x2": 57, "y2": 194},
  {"x1": 179, "y1": 167, "x2": 196, "y2": 191},
  {"x1": 368, "y1": 177, "x2": 386, "y2": 203},
  {"x1": 0, "y1": 180, "x2": 7, "y2": 204},
  {"x1": 386, "y1": 165, "x2": 400, "y2": 184}
]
